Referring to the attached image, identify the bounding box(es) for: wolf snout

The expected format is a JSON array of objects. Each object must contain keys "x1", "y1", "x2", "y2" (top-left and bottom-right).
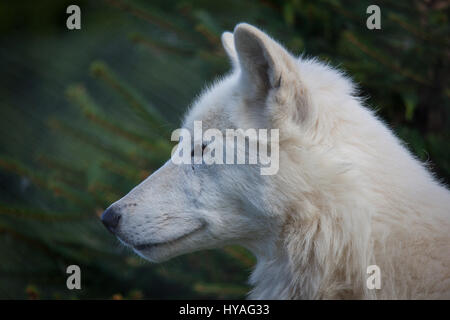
[{"x1": 101, "y1": 206, "x2": 122, "y2": 233}]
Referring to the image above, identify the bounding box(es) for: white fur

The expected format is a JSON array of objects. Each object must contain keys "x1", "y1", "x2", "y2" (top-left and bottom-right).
[{"x1": 107, "y1": 23, "x2": 450, "y2": 299}]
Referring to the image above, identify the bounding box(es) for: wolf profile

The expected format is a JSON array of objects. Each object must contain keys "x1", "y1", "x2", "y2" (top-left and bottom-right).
[{"x1": 102, "y1": 23, "x2": 450, "y2": 299}]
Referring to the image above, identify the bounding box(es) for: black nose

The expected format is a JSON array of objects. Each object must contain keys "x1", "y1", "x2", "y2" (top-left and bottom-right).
[{"x1": 101, "y1": 206, "x2": 121, "y2": 233}]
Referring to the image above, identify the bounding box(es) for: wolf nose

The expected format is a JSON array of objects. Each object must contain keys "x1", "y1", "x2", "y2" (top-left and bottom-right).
[{"x1": 101, "y1": 206, "x2": 122, "y2": 233}]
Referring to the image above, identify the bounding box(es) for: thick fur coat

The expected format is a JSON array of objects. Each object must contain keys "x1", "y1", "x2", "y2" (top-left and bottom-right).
[{"x1": 103, "y1": 23, "x2": 450, "y2": 299}]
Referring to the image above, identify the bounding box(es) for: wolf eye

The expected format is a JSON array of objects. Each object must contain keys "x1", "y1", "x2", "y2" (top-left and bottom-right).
[
  {"x1": 191, "y1": 144, "x2": 207, "y2": 170},
  {"x1": 191, "y1": 144, "x2": 207, "y2": 158}
]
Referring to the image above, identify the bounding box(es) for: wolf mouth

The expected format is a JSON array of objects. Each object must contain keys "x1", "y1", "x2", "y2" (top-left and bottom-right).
[{"x1": 133, "y1": 222, "x2": 206, "y2": 251}]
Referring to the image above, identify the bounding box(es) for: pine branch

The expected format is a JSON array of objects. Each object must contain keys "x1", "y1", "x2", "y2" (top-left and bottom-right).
[
  {"x1": 36, "y1": 154, "x2": 86, "y2": 188},
  {"x1": 0, "y1": 203, "x2": 90, "y2": 222},
  {"x1": 66, "y1": 84, "x2": 170, "y2": 156},
  {"x1": 0, "y1": 156, "x2": 93, "y2": 208},
  {"x1": 130, "y1": 33, "x2": 194, "y2": 56},
  {"x1": 343, "y1": 32, "x2": 428, "y2": 85},
  {"x1": 222, "y1": 246, "x2": 255, "y2": 268},
  {"x1": 103, "y1": 0, "x2": 194, "y2": 44},
  {"x1": 100, "y1": 159, "x2": 145, "y2": 182},
  {"x1": 90, "y1": 61, "x2": 171, "y2": 136},
  {"x1": 47, "y1": 118, "x2": 147, "y2": 168},
  {"x1": 193, "y1": 282, "x2": 248, "y2": 297},
  {"x1": 0, "y1": 225, "x2": 64, "y2": 261}
]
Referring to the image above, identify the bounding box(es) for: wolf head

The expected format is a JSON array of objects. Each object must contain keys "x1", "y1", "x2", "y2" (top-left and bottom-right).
[{"x1": 101, "y1": 23, "x2": 360, "y2": 264}]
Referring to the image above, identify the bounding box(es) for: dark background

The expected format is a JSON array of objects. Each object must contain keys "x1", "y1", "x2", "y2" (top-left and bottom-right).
[{"x1": 0, "y1": 0, "x2": 448, "y2": 299}]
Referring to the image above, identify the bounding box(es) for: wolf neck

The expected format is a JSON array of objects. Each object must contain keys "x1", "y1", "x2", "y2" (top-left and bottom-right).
[
  {"x1": 246, "y1": 212, "x2": 371, "y2": 300},
  {"x1": 247, "y1": 241, "x2": 296, "y2": 299}
]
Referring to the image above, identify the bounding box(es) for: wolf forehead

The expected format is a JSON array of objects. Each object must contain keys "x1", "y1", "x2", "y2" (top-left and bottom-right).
[
  {"x1": 182, "y1": 73, "x2": 253, "y2": 133},
  {"x1": 182, "y1": 64, "x2": 353, "y2": 136}
]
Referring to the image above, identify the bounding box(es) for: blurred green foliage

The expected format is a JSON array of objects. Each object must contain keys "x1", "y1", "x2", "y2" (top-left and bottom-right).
[{"x1": 0, "y1": 0, "x2": 448, "y2": 299}]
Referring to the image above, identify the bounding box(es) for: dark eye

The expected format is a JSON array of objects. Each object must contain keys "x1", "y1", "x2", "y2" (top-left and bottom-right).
[{"x1": 191, "y1": 144, "x2": 207, "y2": 157}]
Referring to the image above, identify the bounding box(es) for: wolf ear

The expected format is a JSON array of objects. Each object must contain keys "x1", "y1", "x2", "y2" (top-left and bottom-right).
[
  {"x1": 233, "y1": 23, "x2": 298, "y2": 100},
  {"x1": 221, "y1": 31, "x2": 238, "y2": 69}
]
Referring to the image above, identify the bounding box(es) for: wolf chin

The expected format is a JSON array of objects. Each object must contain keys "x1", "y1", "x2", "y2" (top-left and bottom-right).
[{"x1": 101, "y1": 23, "x2": 450, "y2": 299}]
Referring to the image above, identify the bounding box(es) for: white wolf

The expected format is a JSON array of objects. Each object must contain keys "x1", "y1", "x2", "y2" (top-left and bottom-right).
[{"x1": 102, "y1": 23, "x2": 450, "y2": 299}]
